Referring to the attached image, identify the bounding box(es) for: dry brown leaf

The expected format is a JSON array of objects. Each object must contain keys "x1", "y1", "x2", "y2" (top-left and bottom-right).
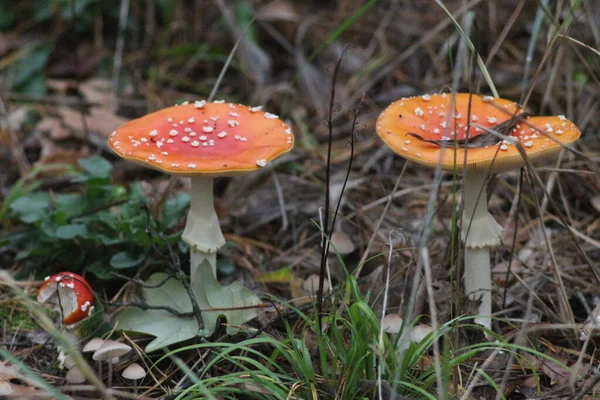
[
  {"x1": 0, "y1": 361, "x2": 20, "y2": 381},
  {"x1": 57, "y1": 105, "x2": 128, "y2": 137},
  {"x1": 36, "y1": 117, "x2": 71, "y2": 140},
  {"x1": 2, "y1": 382, "x2": 67, "y2": 400},
  {"x1": 540, "y1": 356, "x2": 571, "y2": 386},
  {"x1": 78, "y1": 78, "x2": 113, "y2": 107}
]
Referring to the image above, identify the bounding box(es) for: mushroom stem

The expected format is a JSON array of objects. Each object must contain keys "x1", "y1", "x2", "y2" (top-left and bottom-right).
[
  {"x1": 461, "y1": 169, "x2": 503, "y2": 331},
  {"x1": 463, "y1": 248, "x2": 492, "y2": 329},
  {"x1": 461, "y1": 171, "x2": 503, "y2": 248},
  {"x1": 182, "y1": 176, "x2": 226, "y2": 280}
]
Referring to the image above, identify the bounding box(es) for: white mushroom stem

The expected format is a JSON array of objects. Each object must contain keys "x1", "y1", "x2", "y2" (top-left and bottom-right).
[
  {"x1": 461, "y1": 169, "x2": 503, "y2": 331},
  {"x1": 182, "y1": 176, "x2": 226, "y2": 280}
]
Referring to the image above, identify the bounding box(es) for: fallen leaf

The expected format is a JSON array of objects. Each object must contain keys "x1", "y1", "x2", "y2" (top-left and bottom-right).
[
  {"x1": 57, "y1": 106, "x2": 128, "y2": 137},
  {"x1": 540, "y1": 356, "x2": 570, "y2": 386},
  {"x1": 115, "y1": 261, "x2": 262, "y2": 352},
  {"x1": 36, "y1": 116, "x2": 71, "y2": 140},
  {"x1": 257, "y1": 266, "x2": 294, "y2": 284}
]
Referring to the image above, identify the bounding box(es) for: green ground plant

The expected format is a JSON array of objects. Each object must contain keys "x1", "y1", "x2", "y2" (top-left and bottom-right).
[{"x1": 0, "y1": 155, "x2": 190, "y2": 280}]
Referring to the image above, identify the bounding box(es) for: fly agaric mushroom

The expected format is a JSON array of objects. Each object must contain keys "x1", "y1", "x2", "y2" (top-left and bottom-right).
[
  {"x1": 38, "y1": 272, "x2": 95, "y2": 326},
  {"x1": 376, "y1": 93, "x2": 581, "y2": 330},
  {"x1": 108, "y1": 101, "x2": 294, "y2": 280}
]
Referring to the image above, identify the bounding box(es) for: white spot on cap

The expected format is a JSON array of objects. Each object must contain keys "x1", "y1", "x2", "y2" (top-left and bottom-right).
[
  {"x1": 256, "y1": 159, "x2": 267, "y2": 167},
  {"x1": 405, "y1": 139, "x2": 411, "y2": 144},
  {"x1": 471, "y1": 115, "x2": 478, "y2": 122},
  {"x1": 194, "y1": 100, "x2": 206, "y2": 108},
  {"x1": 433, "y1": 128, "x2": 440, "y2": 134},
  {"x1": 482, "y1": 96, "x2": 494, "y2": 102},
  {"x1": 545, "y1": 123, "x2": 553, "y2": 133},
  {"x1": 524, "y1": 141, "x2": 533, "y2": 148},
  {"x1": 110, "y1": 131, "x2": 116, "y2": 137},
  {"x1": 420, "y1": 124, "x2": 425, "y2": 130},
  {"x1": 488, "y1": 117, "x2": 497, "y2": 124},
  {"x1": 188, "y1": 164, "x2": 197, "y2": 169},
  {"x1": 169, "y1": 130, "x2": 179, "y2": 137},
  {"x1": 214, "y1": 100, "x2": 225, "y2": 103},
  {"x1": 229, "y1": 112, "x2": 240, "y2": 117},
  {"x1": 181, "y1": 101, "x2": 189, "y2": 105},
  {"x1": 421, "y1": 94, "x2": 431, "y2": 101},
  {"x1": 440, "y1": 121, "x2": 449, "y2": 128},
  {"x1": 188, "y1": 117, "x2": 195, "y2": 123},
  {"x1": 228, "y1": 120, "x2": 240, "y2": 127},
  {"x1": 191, "y1": 141, "x2": 200, "y2": 147},
  {"x1": 264, "y1": 113, "x2": 278, "y2": 119},
  {"x1": 558, "y1": 115, "x2": 566, "y2": 120},
  {"x1": 167, "y1": 118, "x2": 173, "y2": 123},
  {"x1": 500, "y1": 144, "x2": 508, "y2": 150},
  {"x1": 414, "y1": 107, "x2": 424, "y2": 117},
  {"x1": 217, "y1": 131, "x2": 227, "y2": 138},
  {"x1": 182, "y1": 136, "x2": 190, "y2": 142},
  {"x1": 203, "y1": 126, "x2": 214, "y2": 133},
  {"x1": 149, "y1": 129, "x2": 158, "y2": 137},
  {"x1": 81, "y1": 301, "x2": 91, "y2": 313}
]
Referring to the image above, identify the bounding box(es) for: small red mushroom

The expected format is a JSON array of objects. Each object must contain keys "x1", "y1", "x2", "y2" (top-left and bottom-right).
[{"x1": 38, "y1": 272, "x2": 95, "y2": 325}]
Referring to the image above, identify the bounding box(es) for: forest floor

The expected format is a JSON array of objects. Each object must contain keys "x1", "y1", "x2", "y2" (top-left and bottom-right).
[{"x1": 1, "y1": 0, "x2": 600, "y2": 399}]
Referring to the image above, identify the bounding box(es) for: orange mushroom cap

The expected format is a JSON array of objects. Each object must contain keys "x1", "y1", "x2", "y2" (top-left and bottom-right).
[
  {"x1": 108, "y1": 101, "x2": 294, "y2": 176},
  {"x1": 376, "y1": 93, "x2": 581, "y2": 173}
]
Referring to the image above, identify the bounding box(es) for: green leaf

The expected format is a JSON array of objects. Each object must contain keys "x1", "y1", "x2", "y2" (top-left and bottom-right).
[
  {"x1": 88, "y1": 262, "x2": 115, "y2": 280},
  {"x1": 110, "y1": 252, "x2": 145, "y2": 269},
  {"x1": 78, "y1": 156, "x2": 113, "y2": 178},
  {"x1": 161, "y1": 192, "x2": 190, "y2": 229},
  {"x1": 10, "y1": 193, "x2": 51, "y2": 223},
  {"x1": 55, "y1": 224, "x2": 87, "y2": 239},
  {"x1": 115, "y1": 261, "x2": 261, "y2": 352},
  {"x1": 0, "y1": 0, "x2": 15, "y2": 29},
  {"x1": 11, "y1": 44, "x2": 54, "y2": 94}
]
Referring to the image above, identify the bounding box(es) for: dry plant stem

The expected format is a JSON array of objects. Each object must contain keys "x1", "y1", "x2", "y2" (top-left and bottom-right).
[
  {"x1": 182, "y1": 176, "x2": 226, "y2": 279},
  {"x1": 462, "y1": 169, "x2": 502, "y2": 330}
]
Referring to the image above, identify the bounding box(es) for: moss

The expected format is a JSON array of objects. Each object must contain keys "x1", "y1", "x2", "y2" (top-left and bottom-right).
[{"x1": 0, "y1": 305, "x2": 38, "y2": 332}]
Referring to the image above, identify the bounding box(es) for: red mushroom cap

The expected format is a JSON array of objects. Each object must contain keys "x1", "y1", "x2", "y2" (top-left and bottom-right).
[
  {"x1": 108, "y1": 101, "x2": 294, "y2": 177},
  {"x1": 38, "y1": 272, "x2": 95, "y2": 325}
]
